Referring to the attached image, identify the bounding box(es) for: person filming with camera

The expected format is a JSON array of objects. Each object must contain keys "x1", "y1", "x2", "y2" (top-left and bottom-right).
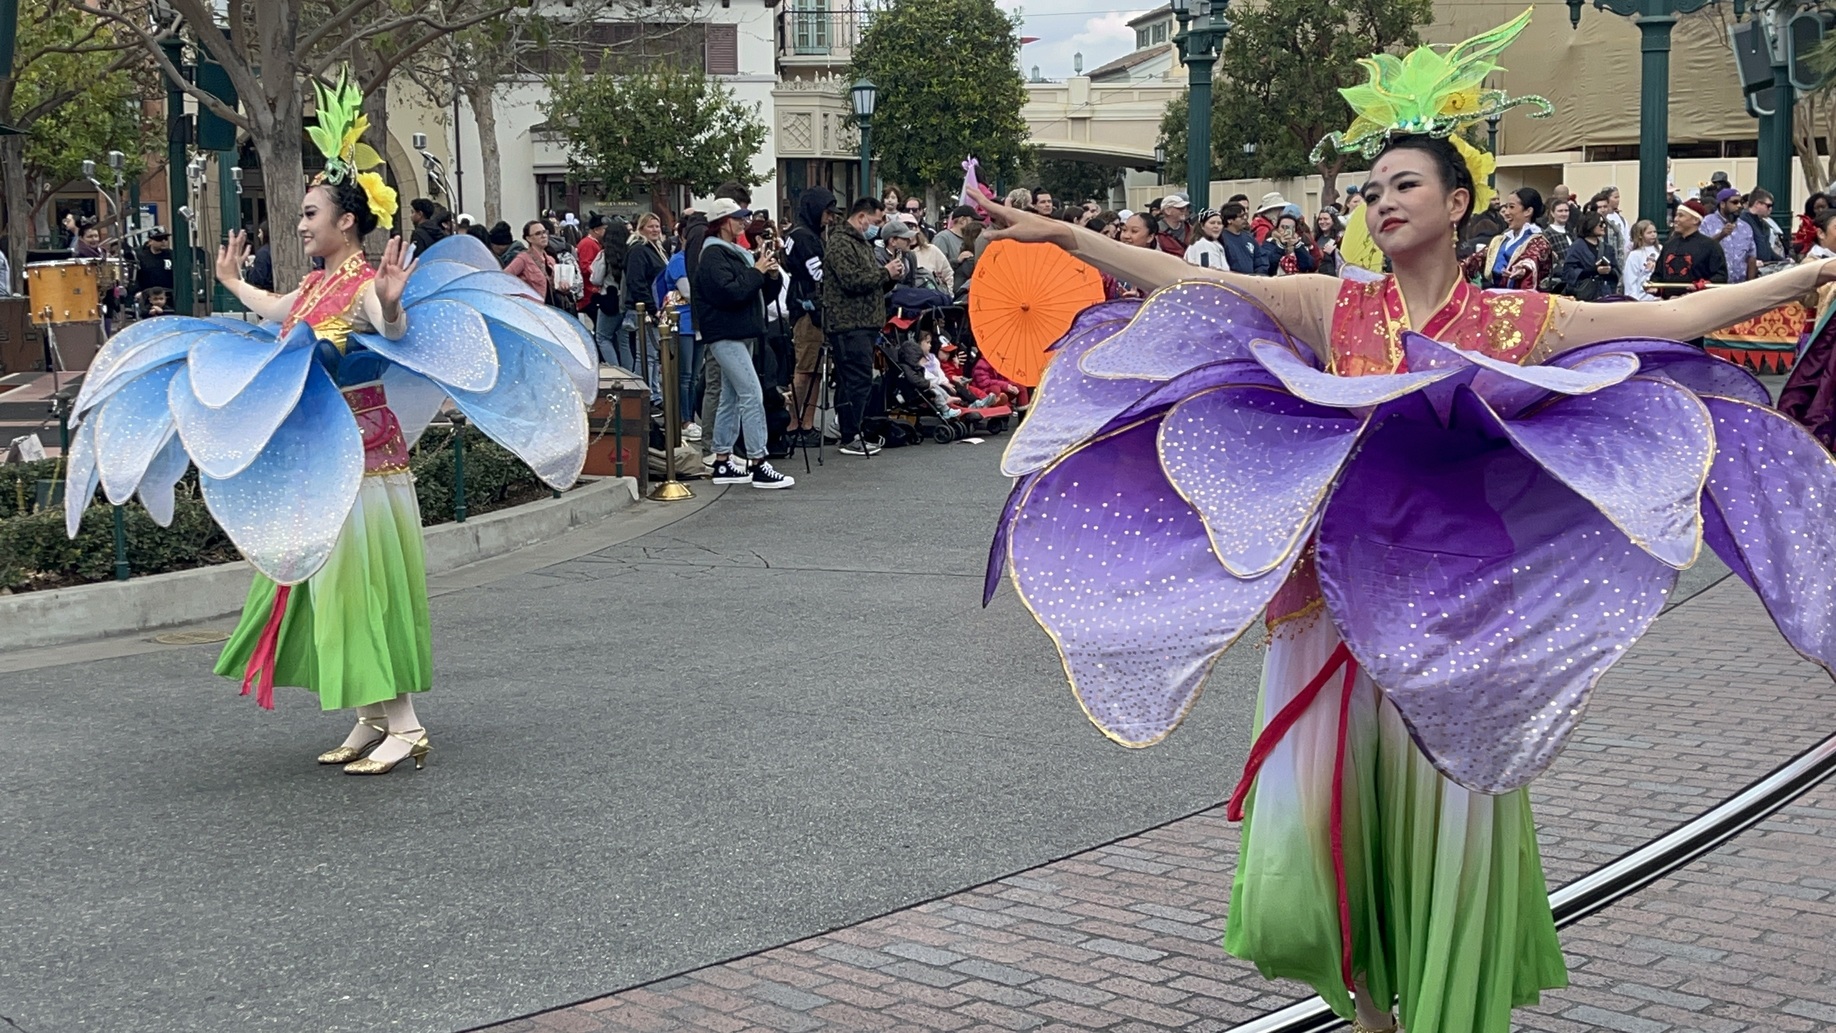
[{"x1": 693, "y1": 198, "x2": 795, "y2": 490}]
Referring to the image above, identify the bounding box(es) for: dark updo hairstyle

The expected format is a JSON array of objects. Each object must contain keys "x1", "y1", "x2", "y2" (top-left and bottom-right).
[
  {"x1": 1573, "y1": 208, "x2": 1605, "y2": 241},
  {"x1": 314, "y1": 178, "x2": 381, "y2": 237},
  {"x1": 1511, "y1": 186, "x2": 1545, "y2": 223},
  {"x1": 1813, "y1": 208, "x2": 1836, "y2": 236},
  {"x1": 1371, "y1": 133, "x2": 1477, "y2": 238}
]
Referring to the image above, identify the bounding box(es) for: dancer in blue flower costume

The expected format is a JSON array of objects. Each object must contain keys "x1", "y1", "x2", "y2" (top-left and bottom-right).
[
  {"x1": 980, "y1": 11, "x2": 1836, "y2": 1032},
  {"x1": 63, "y1": 72, "x2": 596, "y2": 775}
]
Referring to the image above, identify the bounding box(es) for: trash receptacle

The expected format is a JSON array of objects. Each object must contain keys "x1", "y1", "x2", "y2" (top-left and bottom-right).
[{"x1": 584, "y1": 367, "x2": 650, "y2": 496}]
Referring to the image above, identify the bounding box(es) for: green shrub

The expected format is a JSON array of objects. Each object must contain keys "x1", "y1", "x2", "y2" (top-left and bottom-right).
[{"x1": 0, "y1": 427, "x2": 545, "y2": 591}]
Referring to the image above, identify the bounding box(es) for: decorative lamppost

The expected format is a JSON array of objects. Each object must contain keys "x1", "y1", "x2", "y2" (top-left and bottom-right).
[
  {"x1": 1565, "y1": 0, "x2": 1748, "y2": 223},
  {"x1": 1154, "y1": 143, "x2": 1166, "y2": 184},
  {"x1": 1484, "y1": 110, "x2": 1503, "y2": 189},
  {"x1": 850, "y1": 77, "x2": 877, "y2": 201},
  {"x1": 1170, "y1": 0, "x2": 1231, "y2": 210}
]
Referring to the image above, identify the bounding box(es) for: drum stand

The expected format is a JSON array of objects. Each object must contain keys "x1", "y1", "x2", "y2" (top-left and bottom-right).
[{"x1": 38, "y1": 304, "x2": 68, "y2": 386}]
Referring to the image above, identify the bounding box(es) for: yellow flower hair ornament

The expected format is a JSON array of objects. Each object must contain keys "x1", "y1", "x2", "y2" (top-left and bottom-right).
[
  {"x1": 1309, "y1": 8, "x2": 1553, "y2": 166},
  {"x1": 307, "y1": 67, "x2": 393, "y2": 222}
]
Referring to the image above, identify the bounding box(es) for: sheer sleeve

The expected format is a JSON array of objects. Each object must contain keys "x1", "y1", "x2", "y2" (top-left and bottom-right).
[
  {"x1": 356, "y1": 283, "x2": 407, "y2": 341},
  {"x1": 1531, "y1": 259, "x2": 1832, "y2": 363}
]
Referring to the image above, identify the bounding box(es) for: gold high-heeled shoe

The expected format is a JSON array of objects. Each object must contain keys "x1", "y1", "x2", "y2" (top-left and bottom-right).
[
  {"x1": 342, "y1": 727, "x2": 431, "y2": 775},
  {"x1": 317, "y1": 716, "x2": 388, "y2": 765}
]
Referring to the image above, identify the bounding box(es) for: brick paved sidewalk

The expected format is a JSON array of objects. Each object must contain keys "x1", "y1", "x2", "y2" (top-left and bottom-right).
[{"x1": 483, "y1": 578, "x2": 1836, "y2": 1033}]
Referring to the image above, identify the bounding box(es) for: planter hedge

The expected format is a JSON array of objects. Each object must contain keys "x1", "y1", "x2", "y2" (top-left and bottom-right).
[{"x1": 0, "y1": 429, "x2": 544, "y2": 592}]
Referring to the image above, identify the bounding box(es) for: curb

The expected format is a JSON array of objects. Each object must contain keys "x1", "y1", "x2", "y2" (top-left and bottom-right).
[{"x1": 0, "y1": 476, "x2": 640, "y2": 653}]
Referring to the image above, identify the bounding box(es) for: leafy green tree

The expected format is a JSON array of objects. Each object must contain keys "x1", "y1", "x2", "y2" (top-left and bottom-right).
[
  {"x1": 1027, "y1": 158, "x2": 1118, "y2": 208},
  {"x1": 0, "y1": 0, "x2": 155, "y2": 283},
  {"x1": 542, "y1": 61, "x2": 767, "y2": 208},
  {"x1": 1159, "y1": 0, "x2": 1432, "y2": 200},
  {"x1": 850, "y1": 0, "x2": 1030, "y2": 198}
]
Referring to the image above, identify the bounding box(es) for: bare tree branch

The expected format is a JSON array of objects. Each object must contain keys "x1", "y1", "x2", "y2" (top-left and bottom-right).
[
  {"x1": 15, "y1": 47, "x2": 148, "y2": 123},
  {"x1": 296, "y1": 0, "x2": 389, "y2": 56},
  {"x1": 156, "y1": 0, "x2": 266, "y2": 109},
  {"x1": 71, "y1": 3, "x2": 252, "y2": 128},
  {"x1": 348, "y1": 9, "x2": 523, "y2": 90}
]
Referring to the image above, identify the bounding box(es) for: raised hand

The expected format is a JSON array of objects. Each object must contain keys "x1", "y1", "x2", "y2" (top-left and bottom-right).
[
  {"x1": 215, "y1": 229, "x2": 249, "y2": 285},
  {"x1": 373, "y1": 234, "x2": 418, "y2": 312},
  {"x1": 980, "y1": 196, "x2": 1078, "y2": 251}
]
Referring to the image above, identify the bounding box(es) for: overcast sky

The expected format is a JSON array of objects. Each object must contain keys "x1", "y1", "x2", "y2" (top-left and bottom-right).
[{"x1": 1000, "y1": 1, "x2": 1151, "y2": 80}]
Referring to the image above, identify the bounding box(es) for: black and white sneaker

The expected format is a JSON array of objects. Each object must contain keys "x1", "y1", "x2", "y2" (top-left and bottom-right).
[
  {"x1": 839, "y1": 436, "x2": 883, "y2": 456},
  {"x1": 710, "y1": 458, "x2": 752, "y2": 484},
  {"x1": 750, "y1": 461, "x2": 795, "y2": 489}
]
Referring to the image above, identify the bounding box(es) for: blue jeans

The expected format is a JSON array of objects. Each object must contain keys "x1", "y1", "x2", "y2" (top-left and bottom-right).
[
  {"x1": 620, "y1": 309, "x2": 662, "y2": 403},
  {"x1": 677, "y1": 333, "x2": 701, "y2": 424},
  {"x1": 593, "y1": 306, "x2": 623, "y2": 367},
  {"x1": 708, "y1": 338, "x2": 767, "y2": 460}
]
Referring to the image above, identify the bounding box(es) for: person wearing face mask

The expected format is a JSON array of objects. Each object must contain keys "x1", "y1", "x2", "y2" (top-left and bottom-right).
[
  {"x1": 821, "y1": 196, "x2": 902, "y2": 455},
  {"x1": 978, "y1": 12, "x2": 1836, "y2": 1033}
]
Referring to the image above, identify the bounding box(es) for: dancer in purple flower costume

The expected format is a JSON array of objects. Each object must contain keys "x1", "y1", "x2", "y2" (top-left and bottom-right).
[{"x1": 978, "y1": 12, "x2": 1836, "y2": 1032}]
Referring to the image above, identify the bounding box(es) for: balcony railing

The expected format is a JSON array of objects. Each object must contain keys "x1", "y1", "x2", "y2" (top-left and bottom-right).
[{"x1": 775, "y1": 4, "x2": 875, "y2": 60}]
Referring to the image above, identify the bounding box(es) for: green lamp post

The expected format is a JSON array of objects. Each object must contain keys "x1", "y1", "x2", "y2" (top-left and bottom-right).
[
  {"x1": 1565, "y1": 0, "x2": 1752, "y2": 224},
  {"x1": 1170, "y1": 0, "x2": 1230, "y2": 211},
  {"x1": 851, "y1": 77, "x2": 877, "y2": 202}
]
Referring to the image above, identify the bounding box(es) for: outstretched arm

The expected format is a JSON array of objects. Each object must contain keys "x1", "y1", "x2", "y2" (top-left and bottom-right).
[
  {"x1": 981, "y1": 198, "x2": 1337, "y2": 362},
  {"x1": 1534, "y1": 258, "x2": 1836, "y2": 362},
  {"x1": 359, "y1": 236, "x2": 416, "y2": 340},
  {"x1": 216, "y1": 229, "x2": 296, "y2": 322}
]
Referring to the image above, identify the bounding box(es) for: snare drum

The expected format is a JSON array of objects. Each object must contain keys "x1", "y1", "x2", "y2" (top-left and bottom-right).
[{"x1": 23, "y1": 260, "x2": 102, "y2": 325}]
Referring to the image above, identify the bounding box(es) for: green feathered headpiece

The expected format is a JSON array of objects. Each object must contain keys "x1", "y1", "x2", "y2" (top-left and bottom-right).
[
  {"x1": 1309, "y1": 8, "x2": 1554, "y2": 165},
  {"x1": 305, "y1": 67, "x2": 396, "y2": 223}
]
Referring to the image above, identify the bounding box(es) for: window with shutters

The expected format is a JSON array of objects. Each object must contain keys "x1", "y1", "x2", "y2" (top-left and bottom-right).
[
  {"x1": 1136, "y1": 28, "x2": 1150, "y2": 50},
  {"x1": 705, "y1": 23, "x2": 740, "y2": 75},
  {"x1": 793, "y1": 0, "x2": 831, "y2": 55}
]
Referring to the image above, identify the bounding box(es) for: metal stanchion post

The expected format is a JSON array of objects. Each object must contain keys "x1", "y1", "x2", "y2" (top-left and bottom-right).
[
  {"x1": 648, "y1": 307, "x2": 694, "y2": 502},
  {"x1": 112, "y1": 504, "x2": 129, "y2": 581},
  {"x1": 450, "y1": 412, "x2": 469, "y2": 523},
  {"x1": 633, "y1": 302, "x2": 650, "y2": 390}
]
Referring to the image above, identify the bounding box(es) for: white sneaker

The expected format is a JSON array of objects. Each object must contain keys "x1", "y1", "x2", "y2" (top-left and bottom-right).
[
  {"x1": 750, "y1": 461, "x2": 795, "y2": 489},
  {"x1": 682, "y1": 422, "x2": 703, "y2": 442}
]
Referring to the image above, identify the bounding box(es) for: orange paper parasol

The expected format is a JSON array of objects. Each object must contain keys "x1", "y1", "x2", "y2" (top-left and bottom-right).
[{"x1": 969, "y1": 238, "x2": 1107, "y2": 387}]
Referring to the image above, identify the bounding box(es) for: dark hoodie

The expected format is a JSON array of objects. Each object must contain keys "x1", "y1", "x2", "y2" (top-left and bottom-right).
[{"x1": 785, "y1": 187, "x2": 833, "y2": 321}]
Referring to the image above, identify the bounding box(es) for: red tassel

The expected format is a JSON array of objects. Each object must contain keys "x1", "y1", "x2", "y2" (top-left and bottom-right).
[
  {"x1": 1224, "y1": 639, "x2": 1363, "y2": 994},
  {"x1": 1226, "y1": 642, "x2": 1353, "y2": 822},
  {"x1": 239, "y1": 584, "x2": 292, "y2": 710}
]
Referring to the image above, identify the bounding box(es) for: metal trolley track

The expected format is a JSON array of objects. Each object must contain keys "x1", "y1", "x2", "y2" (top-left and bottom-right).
[{"x1": 1223, "y1": 730, "x2": 1836, "y2": 1033}]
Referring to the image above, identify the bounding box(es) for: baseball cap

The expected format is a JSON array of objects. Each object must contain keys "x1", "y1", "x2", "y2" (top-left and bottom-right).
[
  {"x1": 705, "y1": 197, "x2": 750, "y2": 224},
  {"x1": 1715, "y1": 187, "x2": 1742, "y2": 204},
  {"x1": 1679, "y1": 199, "x2": 1710, "y2": 218},
  {"x1": 881, "y1": 219, "x2": 916, "y2": 240},
  {"x1": 1159, "y1": 193, "x2": 1190, "y2": 209},
  {"x1": 147, "y1": 226, "x2": 169, "y2": 240}
]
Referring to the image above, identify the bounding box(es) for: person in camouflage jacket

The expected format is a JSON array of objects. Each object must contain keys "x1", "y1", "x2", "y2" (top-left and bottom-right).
[{"x1": 820, "y1": 198, "x2": 900, "y2": 453}]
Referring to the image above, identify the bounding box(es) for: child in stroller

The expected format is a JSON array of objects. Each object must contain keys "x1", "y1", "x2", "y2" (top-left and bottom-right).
[{"x1": 877, "y1": 306, "x2": 1012, "y2": 443}]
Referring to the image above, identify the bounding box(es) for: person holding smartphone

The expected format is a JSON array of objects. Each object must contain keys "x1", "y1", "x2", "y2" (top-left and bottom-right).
[{"x1": 1254, "y1": 212, "x2": 1317, "y2": 276}]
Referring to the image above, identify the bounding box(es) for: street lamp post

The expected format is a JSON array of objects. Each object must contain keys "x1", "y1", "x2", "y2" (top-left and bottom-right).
[
  {"x1": 1154, "y1": 143, "x2": 1166, "y2": 185},
  {"x1": 851, "y1": 77, "x2": 877, "y2": 202},
  {"x1": 1171, "y1": 0, "x2": 1231, "y2": 211},
  {"x1": 1566, "y1": 0, "x2": 1742, "y2": 224},
  {"x1": 1484, "y1": 111, "x2": 1503, "y2": 189}
]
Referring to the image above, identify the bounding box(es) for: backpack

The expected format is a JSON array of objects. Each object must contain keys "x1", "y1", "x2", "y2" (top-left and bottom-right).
[{"x1": 589, "y1": 247, "x2": 611, "y2": 288}]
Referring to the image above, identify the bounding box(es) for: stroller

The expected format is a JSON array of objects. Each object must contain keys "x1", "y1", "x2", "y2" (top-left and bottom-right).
[{"x1": 874, "y1": 297, "x2": 1013, "y2": 445}]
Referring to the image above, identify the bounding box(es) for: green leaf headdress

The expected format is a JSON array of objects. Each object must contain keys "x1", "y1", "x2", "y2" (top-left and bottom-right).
[
  {"x1": 1309, "y1": 7, "x2": 1553, "y2": 166},
  {"x1": 306, "y1": 67, "x2": 397, "y2": 223}
]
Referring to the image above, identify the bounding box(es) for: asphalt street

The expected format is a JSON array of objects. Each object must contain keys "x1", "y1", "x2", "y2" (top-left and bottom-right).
[{"x1": 0, "y1": 439, "x2": 1269, "y2": 1033}]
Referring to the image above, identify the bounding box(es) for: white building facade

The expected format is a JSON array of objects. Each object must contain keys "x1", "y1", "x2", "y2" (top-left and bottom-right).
[{"x1": 389, "y1": 1, "x2": 780, "y2": 226}]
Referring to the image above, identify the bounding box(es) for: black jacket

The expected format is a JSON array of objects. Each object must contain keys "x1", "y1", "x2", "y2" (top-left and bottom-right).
[
  {"x1": 1561, "y1": 237, "x2": 1617, "y2": 296},
  {"x1": 693, "y1": 238, "x2": 779, "y2": 343},
  {"x1": 622, "y1": 237, "x2": 668, "y2": 310},
  {"x1": 1655, "y1": 231, "x2": 1727, "y2": 298},
  {"x1": 410, "y1": 219, "x2": 448, "y2": 257},
  {"x1": 786, "y1": 187, "x2": 831, "y2": 319}
]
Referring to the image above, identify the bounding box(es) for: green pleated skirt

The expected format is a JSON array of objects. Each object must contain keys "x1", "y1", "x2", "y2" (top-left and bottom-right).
[
  {"x1": 214, "y1": 472, "x2": 433, "y2": 710},
  {"x1": 1224, "y1": 615, "x2": 1567, "y2": 1030}
]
